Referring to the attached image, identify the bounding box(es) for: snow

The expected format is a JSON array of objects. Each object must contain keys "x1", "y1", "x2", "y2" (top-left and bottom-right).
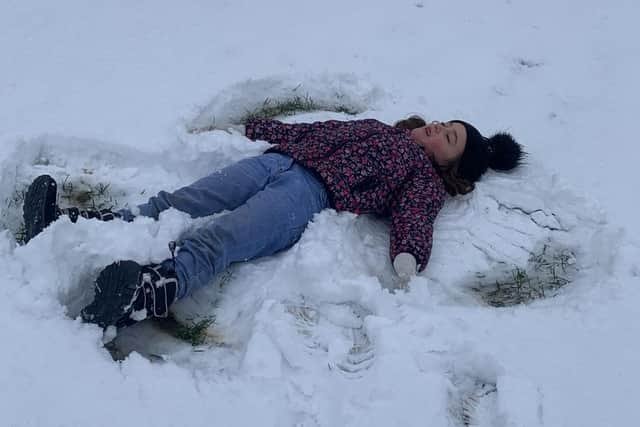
[{"x1": 1, "y1": 0, "x2": 639, "y2": 426}]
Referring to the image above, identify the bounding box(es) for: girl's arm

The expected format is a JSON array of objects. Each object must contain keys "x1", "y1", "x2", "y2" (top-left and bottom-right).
[
  {"x1": 244, "y1": 118, "x2": 314, "y2": 145},
  {"x1": 389, "y1": 172, "x2": 446, "y2": 274},
  {"x1": 245, "y1": 118, "x2": 388, "y2": 146}
]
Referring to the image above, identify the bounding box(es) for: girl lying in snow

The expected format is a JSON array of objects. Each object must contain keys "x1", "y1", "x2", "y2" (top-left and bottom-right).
[{"x1": 22, "y1": 116, "x2": 524, "y2": 328}]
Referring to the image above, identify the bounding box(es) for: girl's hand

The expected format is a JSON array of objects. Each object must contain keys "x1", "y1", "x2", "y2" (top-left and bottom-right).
[{"x1": 393, "y1": 252, "x2": 417, "y2": 280}]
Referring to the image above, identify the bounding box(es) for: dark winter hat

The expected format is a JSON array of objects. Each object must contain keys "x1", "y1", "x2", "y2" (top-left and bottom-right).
[{"x1": 452, "y1": 120, "x2": 524, "y2": 183}]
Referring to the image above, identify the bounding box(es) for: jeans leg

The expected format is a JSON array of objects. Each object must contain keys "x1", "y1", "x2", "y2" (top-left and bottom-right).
[
  {"x1": 172, "y1": 162, "x2": 329, "y2": 299},
  {"x1": 124, "y1": 153, "x2": 297, "y2": 220}
]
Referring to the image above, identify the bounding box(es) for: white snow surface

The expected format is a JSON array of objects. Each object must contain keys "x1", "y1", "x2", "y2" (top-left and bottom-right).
[{"x1": 1, "y1": 1, "x2": 639, "y2": 426}]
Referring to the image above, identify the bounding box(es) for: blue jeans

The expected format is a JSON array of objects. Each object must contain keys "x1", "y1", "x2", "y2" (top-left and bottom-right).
[{"x1": 119, "y1": 153, "x2": 329, "y2": 299}]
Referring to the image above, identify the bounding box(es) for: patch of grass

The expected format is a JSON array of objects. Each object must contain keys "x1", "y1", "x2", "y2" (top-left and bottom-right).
[
  {"x1": 238, "y1": 94, "x2": 360, "y2": 123},
  {"x1": 189, "y1": 93, "x2": 362, "y2": 134},
  {"x1": 59, "y1": 175, "x2": 119, "y2": 210},
  {"x1": 472, "y1": 244, "x2": 577, "y2": 307},
  {"x1": 170, "y1": 316, "x2": 216, "y2": 346},
  {"x1": 6, "y1": 188, "x2": 26, "y2": 210}
]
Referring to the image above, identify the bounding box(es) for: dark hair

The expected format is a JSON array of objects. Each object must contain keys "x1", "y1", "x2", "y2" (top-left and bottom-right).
[
  {"x1": 393, "y1": 115, "x2": 426, "y2": 131},
  {"x1": 393, "y1": 115, "x2": 474, "y2": 196}
]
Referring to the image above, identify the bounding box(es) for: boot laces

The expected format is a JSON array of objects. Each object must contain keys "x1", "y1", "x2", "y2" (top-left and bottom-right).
[
  {"x1": 121, "y1": 242, "x2": 179, "y2": 322},
  {"x1": 133, "y1": 266, "x2": 177, "y2": 318},
  {"x1": 60, "y1": 207, "x2": 117, "y2": 223}
]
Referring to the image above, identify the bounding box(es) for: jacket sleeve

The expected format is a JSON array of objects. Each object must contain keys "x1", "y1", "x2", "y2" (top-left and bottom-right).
[
  {"x1": 389, "y1": 171, "x2": 446, "y2": 272},
  {"x1": 245, "y1": 118, "x2": 314, "y2": 145},
  {"x1": 245, "y1": 118, "x2": 390, "y2": 146}
]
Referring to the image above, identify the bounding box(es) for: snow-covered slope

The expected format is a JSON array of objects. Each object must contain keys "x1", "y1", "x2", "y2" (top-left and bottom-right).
[{"x1": 1, "y1": 1, "x2": 638, "y2": 426}]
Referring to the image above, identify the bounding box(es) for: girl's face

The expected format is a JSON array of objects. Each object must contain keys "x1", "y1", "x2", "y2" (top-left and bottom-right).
[{"x1": 411, "y1": 121, "x2": 467, "y2": 167}]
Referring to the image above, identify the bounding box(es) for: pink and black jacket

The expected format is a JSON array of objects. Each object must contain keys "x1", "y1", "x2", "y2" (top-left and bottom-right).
[{"x1": 245, "y1": 118, "x2": 447, "y2": 272}]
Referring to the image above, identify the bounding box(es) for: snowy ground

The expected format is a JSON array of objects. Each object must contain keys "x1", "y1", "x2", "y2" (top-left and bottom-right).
[{"x1": 1, "y1": 1, "x2": 639, "y2": 426}]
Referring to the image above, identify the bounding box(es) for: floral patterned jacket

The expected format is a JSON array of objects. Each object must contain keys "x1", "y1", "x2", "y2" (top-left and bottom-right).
[{"x1": 245, "y1": 118, "x2": 447, "y2": 272}]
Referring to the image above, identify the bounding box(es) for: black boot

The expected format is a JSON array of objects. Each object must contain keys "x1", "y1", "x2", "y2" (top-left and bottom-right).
[
  {"x1": 23, "y1": 175, "x2": 119, "y2": 243},
  {"x1": 23, "y1": 175, "x2": 58, "y2": 243},
  {"x1": 81, "y1": 260, "x2": 179, "y2": 328}
]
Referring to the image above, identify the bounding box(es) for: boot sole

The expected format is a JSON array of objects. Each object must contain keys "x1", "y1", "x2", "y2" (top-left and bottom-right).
[
  {"x1": 81, "y1": 260, "x2": 142, "y2": 328},
  {"x1": 23, "y1": 175, "x2": 58, "y2": 243}
]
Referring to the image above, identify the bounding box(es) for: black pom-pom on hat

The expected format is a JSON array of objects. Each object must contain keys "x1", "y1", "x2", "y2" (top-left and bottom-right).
[
  {"x1": 453, "y1": 120, "x2": 525, "y2": 183},
  {"x1": 487, "y1": 132, "x2": 524, "y2": 171}
]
